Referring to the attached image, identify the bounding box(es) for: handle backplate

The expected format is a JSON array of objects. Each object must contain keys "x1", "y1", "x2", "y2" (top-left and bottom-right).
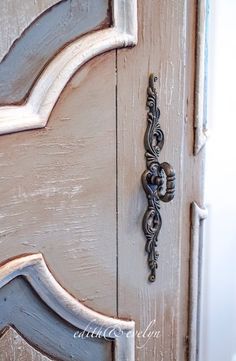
[{"x1": 142, "y1": 74, "x2": 176, "y2": 282}]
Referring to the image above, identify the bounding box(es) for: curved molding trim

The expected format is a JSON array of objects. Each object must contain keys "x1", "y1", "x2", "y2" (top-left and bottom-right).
[
  {"x1": 188, "y1": 202, "x2": 207, "y2": 361},
  {"x1": 0, "y1": 0, "x2": 137, "y2": 135},
  {"x1": 0, "y1": 253, "x2": 135, "y2": 361}
]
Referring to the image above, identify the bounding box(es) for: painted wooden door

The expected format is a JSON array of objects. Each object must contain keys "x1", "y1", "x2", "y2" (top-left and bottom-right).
[{"x1": 0, "y1": 0, "x2": 207, "y2": 360}]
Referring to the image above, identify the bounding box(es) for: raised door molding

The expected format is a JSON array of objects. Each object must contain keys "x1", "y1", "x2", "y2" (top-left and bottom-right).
[
  {"x1": 0, "y1": 0, "x2": 137, "y2": 135},
  {"x1": 188, "y1": 202, "x2": 207, "y2": 361},
  {"x1": 0, "y1": 253, "x2": 135, "y2": 361},
  {"x1": 194, "y1": 0, "x2": 209, "y2": 154}
]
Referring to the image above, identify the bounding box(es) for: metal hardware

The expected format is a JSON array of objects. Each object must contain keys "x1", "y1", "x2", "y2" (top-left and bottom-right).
[{"x1": 142, "y1": 74, "x2": 176, "y2": 282}]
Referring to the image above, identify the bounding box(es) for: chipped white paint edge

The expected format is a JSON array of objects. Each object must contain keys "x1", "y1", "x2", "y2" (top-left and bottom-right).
[
  {"x1": 0, "y1": 253, "x2": 135, "y2": 361},
  {"x1": 188, "y1": 202, "x2": 207, "y2": 361},
  {"x1": 194, "y1": 0, "x2": 208, "y2": 154},
  {"x1": 0, "y1": 0, "x2": 137, "y2": 135}
]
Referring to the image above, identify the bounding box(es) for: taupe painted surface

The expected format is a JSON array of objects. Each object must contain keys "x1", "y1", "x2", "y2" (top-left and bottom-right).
[
  {"x1": 0, "y1": 52, "x2": 117, "y2": 315},
  {"x1": 117, "y1": 1, "x2": 201, "y2": 360},
  {"x1": 0, "y1": 328, "x2": 52, "y2": 361},
  {"x1": 0, "y1": 0, "x2": 110, "y2": 105},
  {"x1": 0, "y1": 0, "x2": 205, "y2": 360}
]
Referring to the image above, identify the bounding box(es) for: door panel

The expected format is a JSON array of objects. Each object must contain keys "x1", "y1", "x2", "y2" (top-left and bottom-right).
[
  {"x1": 117, "y1": 1, "x2": 198, "y2": 360},
  {"x1": 0, "y1": 53, "x2": 117, "y2": 314},
  {"x1": 0, "y1": 1, "x2": 138, "y2": 359},
  {"x1": 0, "y1": 0, "x2": 205, "y2": 360}
]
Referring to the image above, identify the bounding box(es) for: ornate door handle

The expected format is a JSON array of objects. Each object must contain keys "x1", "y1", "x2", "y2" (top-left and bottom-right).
[
  {"x1": 142, "y1": 74, "x2": 176, "y2": 282},
  {"x1": 158, "y1": 162, "x2": 175, "y2": 202}
]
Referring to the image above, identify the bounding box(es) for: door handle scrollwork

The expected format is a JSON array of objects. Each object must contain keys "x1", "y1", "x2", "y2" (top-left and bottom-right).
[{"x1": 142, "y1": 74, "x2": 176, "y2": 283}]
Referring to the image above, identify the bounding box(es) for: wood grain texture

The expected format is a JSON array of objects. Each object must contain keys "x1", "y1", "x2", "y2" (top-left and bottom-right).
[
  {"x1": 0, "y1": 0, "x2": 59, "y2": 62},
  {"x1": 0, "y1": 0, "x2": 110, "y2": 105},
  {"x1": 117, "y1": 0, "x2": 200, "y2": 360},
  {"x1": 0, "y1": 53, "x2": 117, "y2": 316},
  {"x1": 0, "y1": 328, "x2": 53, "y2": 361}
]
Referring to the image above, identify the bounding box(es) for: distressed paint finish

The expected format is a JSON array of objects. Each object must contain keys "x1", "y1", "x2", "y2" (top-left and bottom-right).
[
  {"x1": 0, "y1": 0, "x2": 137, "y2": 135},
  {"x1": 0, "y1": 0, "x2": 111, "y2": 105},
  {"x1": 0, "y1": 53, "x2": 117, "y2": 315},
  {"x1": 0, "y1": 254, "x2": 135, "y2": 361},
  {"x1": 117, "y1": 0, "x2": 202, "y2": 360},
  {"x1": 0, "y1": 0, "x2": 206, "y2": 360},
  {"x1": 0, "y1": 279, "x2": 112, "y2": 361},
  {"x1": 0, "y1": 2, "x2": 138, "y2": 357},
  {"x1": 0, "y1": 0, "x2": 59, "y2": 61},
  {"x1": 0, "y1": 328, "x2": 52, "y2": 361},
  {"x1": 194, "y1": 0, "x2": 209, "y2": 154}
]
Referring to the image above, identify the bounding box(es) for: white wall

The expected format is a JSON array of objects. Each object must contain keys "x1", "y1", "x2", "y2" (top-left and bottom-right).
[{"x1": 200, "y1": 1, "x2": 236, "y2": 360}]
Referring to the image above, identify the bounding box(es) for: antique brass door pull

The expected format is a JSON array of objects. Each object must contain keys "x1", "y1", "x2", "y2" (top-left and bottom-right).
[{"x1": 142, "y1": 74, "x2": 176, "y2": 282}]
